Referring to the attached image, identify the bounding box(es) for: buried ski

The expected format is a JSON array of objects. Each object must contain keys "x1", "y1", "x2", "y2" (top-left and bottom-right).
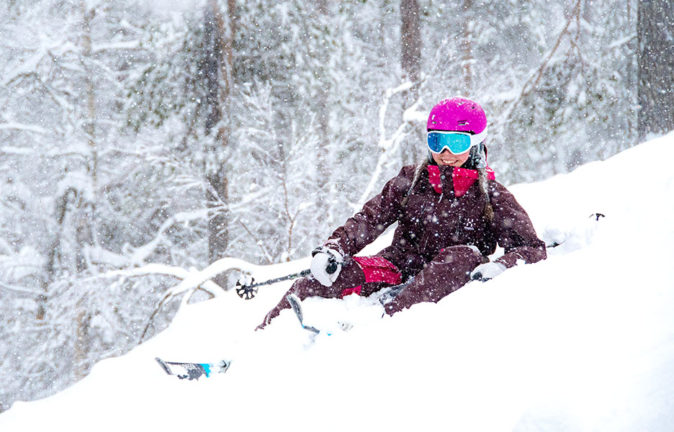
[
  {"x1": 286, "y1": 294, "x2": 322, "y2": 334},
  {"x1": 155, "y1": 357, "x2": 231, "y2": 380},
  {"x1": 286, "y1": 294, "x2": 354, "y2": 336}
]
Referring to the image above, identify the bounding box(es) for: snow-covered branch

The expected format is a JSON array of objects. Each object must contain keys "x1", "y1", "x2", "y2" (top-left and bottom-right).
[
  {"x1": 123, "y1": 209, "x2": 211, "y2": 266},
  {"x1": 497, "y1": 0, "x2": 582, "y2": 125},
  {"x1": 164, "y1": 255, "x2": 310, "y2": 298},
  {"x1": 91, "y1": 40, "x2": 142, "y2": 53},
  {"x1": 356, "y1": 82, "x2": 421, "y2": 209},
  {"x1": 0, "y1": 122, "x2": 49, "y2": 135}
]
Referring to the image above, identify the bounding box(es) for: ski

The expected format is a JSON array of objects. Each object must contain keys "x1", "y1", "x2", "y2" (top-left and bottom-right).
[
  {"x1": 286, "y1": 294, "x2": 322, "y2": 334},
  {"x1": 155, "y1": 357, "x2": 231, "y2": 380},
  {"x1": 286, "y1": 294, "x2": 355, "y2": 336}
]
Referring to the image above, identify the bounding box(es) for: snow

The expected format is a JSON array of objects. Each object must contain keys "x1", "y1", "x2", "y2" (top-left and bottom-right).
[{"x1": 2, "y1": 133, "x2": 674, "y2": 431}]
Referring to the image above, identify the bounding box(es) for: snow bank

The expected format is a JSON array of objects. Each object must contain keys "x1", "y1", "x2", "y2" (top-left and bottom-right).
[{"x1": 2, "y1": 133, "x2": 673, "y2": 432}]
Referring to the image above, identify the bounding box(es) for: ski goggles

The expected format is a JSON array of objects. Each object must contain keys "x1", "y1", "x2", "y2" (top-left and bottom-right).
[{"x1": 426, "y1": 129, "x2": 487, "y2": 155}]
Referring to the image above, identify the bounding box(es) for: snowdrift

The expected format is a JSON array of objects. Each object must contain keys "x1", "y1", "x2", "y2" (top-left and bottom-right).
[{"x1": 2, "y1": 133, "x2": 673, "y2": 432}]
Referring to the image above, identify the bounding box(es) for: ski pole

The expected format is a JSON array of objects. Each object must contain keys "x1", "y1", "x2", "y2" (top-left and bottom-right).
[{"x1": 236, "y1": 269, "x2": 311, "y2": 300}]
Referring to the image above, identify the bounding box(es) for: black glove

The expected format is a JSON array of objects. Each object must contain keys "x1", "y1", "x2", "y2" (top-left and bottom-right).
[{"x1": 470, "y1": 262, "x2": 506, "y2": 282}]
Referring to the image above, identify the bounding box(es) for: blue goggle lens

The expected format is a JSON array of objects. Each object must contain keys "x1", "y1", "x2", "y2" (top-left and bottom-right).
[{"x1": 427, "y1": 132, "x2": 473, "y2": 155}]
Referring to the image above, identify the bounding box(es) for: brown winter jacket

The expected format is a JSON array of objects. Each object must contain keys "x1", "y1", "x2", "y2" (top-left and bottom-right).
[{"x1": 324, "y1": 164, "x2": 547, "y2": 280}]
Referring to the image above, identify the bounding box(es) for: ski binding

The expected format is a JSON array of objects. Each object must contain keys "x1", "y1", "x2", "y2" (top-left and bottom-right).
[{"x1": 155, "y1": 357, "x2": 231, "y2": 380}]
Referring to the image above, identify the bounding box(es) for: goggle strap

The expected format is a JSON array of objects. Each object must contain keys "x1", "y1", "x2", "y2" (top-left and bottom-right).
[{"x1": 471, "y1": 128, "x2": 487, "y2": 147}]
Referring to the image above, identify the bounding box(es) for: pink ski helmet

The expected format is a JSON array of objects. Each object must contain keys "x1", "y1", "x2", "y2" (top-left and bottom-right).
[{"x1": 427, "y1": 97, "x2": 487, "y2": 134}]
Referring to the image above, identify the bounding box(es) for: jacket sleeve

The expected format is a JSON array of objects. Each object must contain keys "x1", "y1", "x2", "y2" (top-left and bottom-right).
[
  {"x1": 324, "y1": 166, "x2": 413, "y2": 257},
  {"x1": 489, "y1": 182, "x2": 547, "y2": 268}
]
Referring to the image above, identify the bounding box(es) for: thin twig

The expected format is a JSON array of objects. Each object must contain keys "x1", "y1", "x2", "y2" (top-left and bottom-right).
[
  {"x1": 280, "y1": 169, "x2": 299, "y2": 261},
  {"x1": 502, "y1": 0, "x2": 582, "y2": 121},
  {"x1": 139, "y1": 291, "x2": 172, "y2": 343},
  {"x1": 237, "y1": 220, "x2": 274, "y2": 264},
  {"x1": 138, "y1": 285, "x2": 213, "y2": 344}
]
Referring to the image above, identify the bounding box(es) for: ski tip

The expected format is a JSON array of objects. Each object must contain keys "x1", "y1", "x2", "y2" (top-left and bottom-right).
[
  {"x1": 286, "y1": 294, "x2": 303, "y2": 323},
  {"x1": 216, "y1": 359, "x2": 232, "y2": 374},
  {"x1": 155, "y1": 357, "x2": 172, "y2": 375},
  {"x1": 303, "y1": 324, "x2": 321, "y2": 335}
]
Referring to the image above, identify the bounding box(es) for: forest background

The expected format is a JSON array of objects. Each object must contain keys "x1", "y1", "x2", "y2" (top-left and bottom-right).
[{"x1": 0, "y1": 0, "x2": 671, "y2": 411}]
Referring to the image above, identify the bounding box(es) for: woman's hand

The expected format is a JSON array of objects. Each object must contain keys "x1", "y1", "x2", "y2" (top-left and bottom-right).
[
  {"x1": 310, "y1": 247, "x2": 343, "y2": 286},
  {"x1": 470, "y1": 262, "x2": 506, "y2": 282}
]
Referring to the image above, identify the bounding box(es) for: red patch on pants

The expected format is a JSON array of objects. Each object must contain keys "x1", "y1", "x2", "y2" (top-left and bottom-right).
[
  {"x1": 341, "y1": 256, "x2": 402, "y2": 298},
  {"x1": 340, "y1": 285, "x2": 362, "y2": 297}
]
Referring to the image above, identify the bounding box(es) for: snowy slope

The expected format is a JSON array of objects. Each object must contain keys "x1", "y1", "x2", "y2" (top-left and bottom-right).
[{"x1": 2, "y1": 133, "x2": 673, "y2": 432}]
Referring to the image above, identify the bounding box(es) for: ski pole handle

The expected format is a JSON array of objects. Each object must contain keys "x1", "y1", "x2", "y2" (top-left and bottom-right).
[{"x1": 236, "y1": 269, "x2": 311, "y2": 300}]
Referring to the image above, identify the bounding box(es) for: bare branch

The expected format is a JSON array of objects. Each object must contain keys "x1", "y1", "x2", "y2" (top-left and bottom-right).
[
  {"x1": 499, "y1": 0, "x2": 582, "y2": 123},
  {"x1": 237, "y1": 220, "x2": 274, "y2": 264}
]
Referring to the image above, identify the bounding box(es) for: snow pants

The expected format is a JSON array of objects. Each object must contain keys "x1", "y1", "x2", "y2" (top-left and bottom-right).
[{"x1": 257, "y1": 245, "x2": 486, "y2": 329}]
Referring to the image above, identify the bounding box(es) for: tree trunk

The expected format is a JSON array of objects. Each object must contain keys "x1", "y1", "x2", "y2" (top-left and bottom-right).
[
  {"x1": 74, "y1": 307, "x2": 91, "y2": 380},
  {"x1": 401, "y1": 0, "x2": 421, "y2": 93},
  {"x1": 637, "y1": 0, "x2": 674, "y2": 140},
  {"x1": 70, "y1": 0, "x2": 98, "y2": 367},
  {"x1": 204, "y1": 0, "x2": 235, "y2": 274},
  {"x1": 82, "y1": 6, "x2": 97, "y2": 195},
  {"x1": 207, "y1": 171, "x2": 229, "y2": 265},
  {"x1": 400, "y1": 0, "x2": 422, "y2": 164},
  {"x1": 315, "y1": 0, "x2": 330, "y2": 221},
  {"x1": 461, "y1": 0, "x2": 474, "y2": 94},
  {"x1": 78, "y1": 0, "x2": 96, "y2": 273}
]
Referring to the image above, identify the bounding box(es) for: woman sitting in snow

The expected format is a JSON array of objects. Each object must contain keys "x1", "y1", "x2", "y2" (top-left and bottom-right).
[{"x1": 258, "y1": 97, "x2": 546, "y2": 329}]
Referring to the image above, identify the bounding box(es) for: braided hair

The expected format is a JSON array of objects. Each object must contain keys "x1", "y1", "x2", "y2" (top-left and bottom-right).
[
  {"x1": 400, "y1": 155, "x2": 431, "y2": 209},
  {"x1": 470, "y1": 143, "x2": 494, "y2": 222}
]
